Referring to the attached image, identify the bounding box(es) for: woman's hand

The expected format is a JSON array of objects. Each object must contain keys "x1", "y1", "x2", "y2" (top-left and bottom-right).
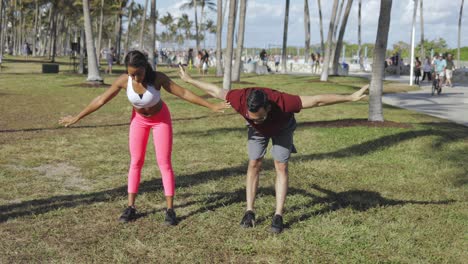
[
  {"x1": 178, "y1": 64, "x2": 193, "y2": 83},
  {"x1": 350, "y1": 84, "x2": 369, "y2": 102},
  {"x1": 210, "y1": 101, "x2": 231, "y2": 113},
  {"x1": 59, "y1": 115, "x2": 79, "y2": 127}
]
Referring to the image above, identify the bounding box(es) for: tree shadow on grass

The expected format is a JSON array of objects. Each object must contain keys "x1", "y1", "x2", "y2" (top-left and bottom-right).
[
  {"x1": 0, "y1": 163, "x2": 251, "y2": 223},
  {"x1": 282, "y1": 184, "x2": 456, "y2": 229},
  {"x1": 165, "y1": 184, "x2": 456, "y2": 228}
]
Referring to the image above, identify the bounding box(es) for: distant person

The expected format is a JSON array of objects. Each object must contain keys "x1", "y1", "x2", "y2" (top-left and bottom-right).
[
  {"x1": 59, "y1": 50, "x2": 229, "y2": 225},
  {"x1": 105, "y1": 47, "x2": 115, "y2": 74},
  {"x1": 260, "y1": 49, "x2": 267, "y2": 66},
  {"x1": 187, "y1": 48, "x2": 194, "y2": 70},
  {"x1": 178, "y1": 65, "x2": 369, "y2": 234},
  {"x1": 421, "y1": 56, "x2": 432, "y2": 82},
  {"x1": 445, "y1": 54, "x2": 455, "y2": 88},
  {"x1": 274, "y1": 55, "x2": 280, "y2": 72},
  {"x1": 433, "y1": 54, "x2": 446, "y2": 88},
  {"x1": 201, "y1": 50, "x2": 209, "y2": 75},
  {"x1": 414, "y1": 57, "x2": 421, "y2": 85}
]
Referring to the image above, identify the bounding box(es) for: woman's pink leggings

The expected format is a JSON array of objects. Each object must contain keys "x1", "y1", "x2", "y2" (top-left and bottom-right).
[{"x1": 128, "y1": 103, "x2": 174, "y2": 196}]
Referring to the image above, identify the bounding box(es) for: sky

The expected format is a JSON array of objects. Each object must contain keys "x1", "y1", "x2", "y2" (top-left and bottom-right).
[{"x1": 134, "y1": 0, "x2": 467, "y2": 50}]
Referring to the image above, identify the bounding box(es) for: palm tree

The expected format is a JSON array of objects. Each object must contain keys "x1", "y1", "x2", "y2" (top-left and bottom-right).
[
  {"x1": 82, "y1": 0, "x2": 103, "y2": 83},
  {"x1": 138, "y1": 0, "x2": 148, "y2": 49},
  {"x1": 281, "y1": 0, "x2": 290, "y2": 73},
  {"x1": 148, "y1": 0, "x2": 155, "y2": 69},
  {"x1": 330, "y1": 0, "x2": 345, "y2": 70},
  {"x1": 0, "y1": 0, "x2": 3, "y2": 58},
  {"x1": 178, "y1": 13, "x2": 193, "y2": 40},
  {"x1": 304, "y1": 0, "x2": 311, "y2": 64},
  {"x1": 332, "y1": 0, "x2": 353, "y2": 75},
  {"x1": 419, "y1": 0, "x2": 424, "y2": 58},
  {"x1": 97, "y1": 0, "x2": 104, "y2": 63},
  {"x1": 320, "y1": 0, "x2": 338, "y2": 81},
  {"x1": 124, "y1": 0, "x2": 134, "y2": 57},
  {"x1": 458, "y1": 0, "x2": 464, "y2": 68},
  {"x1": 223, "y1": 0, "x2": 238, "y2": 90},
  {"x1": 159, "y1": 12, "x2": 174, "y2": 45},
  {"x1": 216, "y1": 0, "x2": 223, "y2": 76},
  {"x1": 369, "y1": 0, "x2": 393, "y2": 122},
  {"x1": 232, "y1": 0, "x2": 247, "y2": 82},
  {"x1": 317, "y1": 0, "x2": 325, "y2": 54},
  {"x1": 181, "y1": 0, "x2": 216, "y2": 51},
  {"x1": 358, "y1": 0, "x2": 364, "y2": 70}
]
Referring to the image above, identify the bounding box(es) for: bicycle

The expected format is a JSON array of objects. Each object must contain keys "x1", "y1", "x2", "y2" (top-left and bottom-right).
[{"x1": 431, "y1": 72, "x2": 442, "y2": 96}]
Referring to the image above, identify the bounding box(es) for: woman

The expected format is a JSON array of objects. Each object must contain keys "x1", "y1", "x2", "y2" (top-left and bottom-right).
[
  {"x1": 59, "y1": 50, "x2": 228, "y2": 225},
  {"x1": 414, "y1": 57, "x2": 422, "y2": 85}
]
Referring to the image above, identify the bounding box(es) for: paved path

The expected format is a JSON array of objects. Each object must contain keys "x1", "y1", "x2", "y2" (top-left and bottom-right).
[{"x1": 349, "y1": 73, "x2": 468, "y2": 127}]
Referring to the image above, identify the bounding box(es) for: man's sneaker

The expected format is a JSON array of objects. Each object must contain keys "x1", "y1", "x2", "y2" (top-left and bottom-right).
[
  {"x1": 270, "y1": 214, "x2": 284, "y2": 234},
  {"x1": 119, "y1": 206, "x2": 137, "y2": 223},
  {"x1": 240, "y1": 210, "x2": 255, "y2": 228},
  {"x1": 164, "y1": 208, "x2": 177, "y2": 226}
]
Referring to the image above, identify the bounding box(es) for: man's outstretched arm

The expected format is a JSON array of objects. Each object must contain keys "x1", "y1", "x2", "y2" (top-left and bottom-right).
[
  {"x1": 178, "y1": 65, "x2": 227, "y2": 100},
  {"x1": 299, "y1": 84, "x2": 368, "y2": 109}
]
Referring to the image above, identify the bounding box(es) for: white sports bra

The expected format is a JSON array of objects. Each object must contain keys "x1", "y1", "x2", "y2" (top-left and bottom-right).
[{"x1": 126, "y1": 77, "x2": 161, "y2": 109}]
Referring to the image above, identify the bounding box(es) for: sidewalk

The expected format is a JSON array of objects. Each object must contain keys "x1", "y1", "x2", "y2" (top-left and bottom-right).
[{"x1": 349, "y1": 73, "x2": 468, "y2": 127}]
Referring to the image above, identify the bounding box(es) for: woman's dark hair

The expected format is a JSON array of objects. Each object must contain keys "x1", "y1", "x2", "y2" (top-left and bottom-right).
[
  {"x1": 124, "y1": 50, "x2": 155, "y2": 84},
  {"x1": 247, "y1": 89, "x2": 270, "y2": 112}
]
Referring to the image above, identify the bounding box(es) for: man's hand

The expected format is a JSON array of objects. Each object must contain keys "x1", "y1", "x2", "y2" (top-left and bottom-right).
[
  {"x1": 178, "y1": 64, "x2": 192, "y2": 83},
  {"x1": 350, "y1": 84, "x2": 369, "y2": 102}
]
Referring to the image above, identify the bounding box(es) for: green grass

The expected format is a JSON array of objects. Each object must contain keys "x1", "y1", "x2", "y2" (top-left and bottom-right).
[{"x1": 0, "y1": 57, "x2": 467, "y2": 263}]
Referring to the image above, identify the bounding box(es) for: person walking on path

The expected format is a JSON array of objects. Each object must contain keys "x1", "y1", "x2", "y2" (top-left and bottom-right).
[
  {"x1": 178, "y1": 65, "x2": 368, "y2": 233},
  {"x1": 421, "y1": 56, "x2": 432, "y2": 82},
  {"x1": 445, "y1": 54, "x2": 455, "y2": 88},
  {"x1": 59, "y1": 51, "x2": 229, "y2": 225}
]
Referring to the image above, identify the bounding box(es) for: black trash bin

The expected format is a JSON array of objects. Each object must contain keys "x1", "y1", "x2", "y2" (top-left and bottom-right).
[{"x1": 42, "y1": 63, "x2": 59, "y2": 73}]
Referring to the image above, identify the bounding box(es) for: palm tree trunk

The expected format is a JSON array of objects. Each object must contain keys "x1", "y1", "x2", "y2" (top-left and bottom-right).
[
  {"x1": 358, "y1": 0, "x2": 364, "y2": 70},
  {"x1": 304, "y1": 0, "x2": 311, "y2": 64},
  {"x1": 330, "y1": 0, "x2": 345, "y2": 70},
  {"x1": 232, "y1": 0, "x2": 247, "y2": 82},
  {"x1": 124, "y1": 1, "x2": 134, "y2": 58},
  {"x1": 317, "y1": 0, "x2": 325, "y2": 54},
  {"x1": 200, "y1": 5, "x2": 205, "y2": 49},
  {"x1": 32, "y1": 0, "x2": 39, "y2": 56},
  {"x1": 194, "y1": 0, "x2": 200, "y2": 52},
  {"x1": 223, "y1": 0, "x2": 238, "y2": 90},
  {"x1": 0, "y1": 0, "x2": 4, "y2": 58},
  {"x1": 82, "y1": 0, "x2": 103, "y2": 82},
  {"x1": 97, "y1": 0, "x2": 104, "y2": 64},
  {"x1": 458, "y1": 0, "x2": 464, "y2": 68},
  {"x1": 216, "y1": 0, "x2": 223, "y2": 76},
  {"x1": 148, "y1": 0, "x2": 156, "y2": 69},
  {"x1": 320, "y1": 0, "x2": 338, "y2": 81},
  {"x1": 369, "y1": 0, "x2": 392, "y2": 122},
  {"x1": 51, "y1": 6, "x2": 58, "y2": 62},
  {"x1": 332, "y1": 0, "x2": 353, "y2": 75},
  {"x1": 420, "y1": 0, "x2": 424, "y2": 58},
  {"x1": 281, "y1": 0, "x2": 290, "y2": 73},
  {"x1": 139, "y1": 0, "x2": 148, "y2": 49}
]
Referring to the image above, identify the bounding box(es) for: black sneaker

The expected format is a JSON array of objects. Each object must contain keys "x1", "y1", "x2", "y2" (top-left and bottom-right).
[
  {"x1": 240, "y1": 210, "x2": 255, "y2": 228},
  {"x1": 119, "y1": 206, "x2": 137, "y2": 223},
  {"x1": 164, "y1": 208, "x2": 177, "y2": 226},
  {"x1": 270, "y1": 214, "x2": 284, "y2": 233}
]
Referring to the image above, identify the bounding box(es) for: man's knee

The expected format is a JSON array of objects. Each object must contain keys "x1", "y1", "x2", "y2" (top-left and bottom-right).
[
  {"x1": 248, "y1": 159, "x2": 263, "y2": 171},
  {"x1": 274, "y1": 160, "x2": 288, "y2": 174}
]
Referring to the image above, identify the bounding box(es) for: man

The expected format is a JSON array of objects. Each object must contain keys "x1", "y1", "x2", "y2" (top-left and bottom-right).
[
  {"x1": 433, "y1": 54, "x2": 446, "y2": 89},
  {"x1": 445, "y1": 54, "x2": 455, "y2": 88},
  {"x1": 178, "y1": 66, "x2": 368, "y2": 233}
]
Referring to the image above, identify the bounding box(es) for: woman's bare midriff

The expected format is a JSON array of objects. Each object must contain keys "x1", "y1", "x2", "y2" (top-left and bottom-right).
[{"x1": 134, "y1": 100, "x2": 163, "y2": 117}]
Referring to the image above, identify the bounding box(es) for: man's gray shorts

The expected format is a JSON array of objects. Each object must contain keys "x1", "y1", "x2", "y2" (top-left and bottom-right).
[{"x1": 247, "y1": 117, "x2": 297, "y2": 163}]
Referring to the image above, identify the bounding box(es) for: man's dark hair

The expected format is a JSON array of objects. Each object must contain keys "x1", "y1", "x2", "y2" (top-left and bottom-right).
[
  {"x1": 247, "y1": 89, "x2": 270, "y2": 112},
  {"x1": 124, "y1": 50, "x2": 155, "y2": 84}
]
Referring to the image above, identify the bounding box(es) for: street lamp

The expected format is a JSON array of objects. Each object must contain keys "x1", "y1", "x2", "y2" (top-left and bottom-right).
[{"x1": 410, "y1": 0, "x2": 418, "y2": 86}]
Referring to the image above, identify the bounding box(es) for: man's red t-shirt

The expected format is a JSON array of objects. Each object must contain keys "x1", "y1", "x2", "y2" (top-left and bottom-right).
[{"x1": 226, "y1": 87, "x2": 302, "y2": 137}]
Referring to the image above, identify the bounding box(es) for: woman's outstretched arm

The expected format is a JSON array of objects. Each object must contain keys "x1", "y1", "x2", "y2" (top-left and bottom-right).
[{"x1": 59, "y1": 75, "x2": 126, "y2": 127}]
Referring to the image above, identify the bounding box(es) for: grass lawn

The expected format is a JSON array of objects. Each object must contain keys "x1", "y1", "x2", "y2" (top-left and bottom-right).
[{"x1": 0, "y1": 56, "x2": 466, "y2": 263}]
